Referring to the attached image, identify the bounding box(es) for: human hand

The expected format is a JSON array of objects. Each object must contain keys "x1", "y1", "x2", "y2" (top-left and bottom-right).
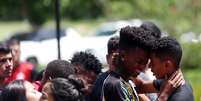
[{"x1": 157, "y1": 69, "x2": 185, "y2": 101}]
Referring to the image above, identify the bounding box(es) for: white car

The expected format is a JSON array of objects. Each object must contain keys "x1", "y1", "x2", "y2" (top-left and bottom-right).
[
  {"x1": 20, "y1": 20, "x2": 142, "y2": 65},
  {"x1": 20, "y1": 27, "x2": 82, "y2": 65}
]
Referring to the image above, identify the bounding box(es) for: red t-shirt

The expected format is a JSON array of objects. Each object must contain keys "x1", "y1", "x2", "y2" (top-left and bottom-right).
[{"x1": 5, "y1": 62, "x2": 33, "y2": 84}]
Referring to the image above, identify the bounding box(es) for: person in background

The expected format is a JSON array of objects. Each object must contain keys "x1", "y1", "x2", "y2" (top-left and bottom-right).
[
  {"x1": 1, "y1": 80, "x2": 41, "y2": 101},
  {"x1": 140, "y1": 21, "x2": 161, "y2": 39},
  {"x1": 71, "y1": 51, "x2": 102, "y2": 100},
  {"x1": 40, "y1": 77, "x2": 85, "y2": 101},
  {"x1": 90, "y1": 36, "x2": 119, "y2": 101},
  {"x1": 0, "y1": 42, "x2": 13, "y2": 91},
  {"x1": 37, "y1": 59, "x2": 76, "y2": 91},
  {"x1": 5, "y1": 39, "x2": 38, "y2": 83}
]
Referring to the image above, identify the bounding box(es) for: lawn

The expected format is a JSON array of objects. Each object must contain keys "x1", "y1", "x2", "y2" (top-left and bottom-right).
[
  {"x1": 183, "y1": 68, "x2": 201, "y2": 101},
  {"x1": 0, "y1": 21, "x2": 31, "y2": 41}
]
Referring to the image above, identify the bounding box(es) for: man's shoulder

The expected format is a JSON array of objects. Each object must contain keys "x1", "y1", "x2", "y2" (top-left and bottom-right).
[
  {"x1": 104, "y1": 72, "x2": 122, "y2": 88},
  {"x1": 168, "y1": 80, "x2": 194, "y2": 101},
  {"x1": 97, "y1": 71, "x2": 110, "y2": 80},
  {"x1": 19, "y1": 62, "x2": 33, "y2": 70}
]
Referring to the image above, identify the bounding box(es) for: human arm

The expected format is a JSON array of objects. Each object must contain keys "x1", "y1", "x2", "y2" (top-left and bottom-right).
[{"x1": 157, "y1": 70, "x2": 185, "y2": 101}]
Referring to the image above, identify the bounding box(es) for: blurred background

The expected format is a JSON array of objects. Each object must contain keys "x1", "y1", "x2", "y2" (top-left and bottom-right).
[{"x1": 0, "y1": 0, "x2": 201, "y2": 100}]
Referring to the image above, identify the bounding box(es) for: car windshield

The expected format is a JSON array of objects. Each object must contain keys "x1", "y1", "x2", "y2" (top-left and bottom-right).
[{"x1": 32, "y1": 28, "x2": 65, "y2": 41}]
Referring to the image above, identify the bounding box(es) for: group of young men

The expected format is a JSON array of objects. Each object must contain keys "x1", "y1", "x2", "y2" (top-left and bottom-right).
[
  {"x1": 90, "y1": 22, "x2": 194, "y2": 101},
  {"x1": 0, "y1": 21, "x2": 194, "y2": 101}
]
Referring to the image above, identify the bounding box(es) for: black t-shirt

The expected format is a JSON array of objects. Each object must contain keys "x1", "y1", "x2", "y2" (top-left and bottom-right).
[
  {"x1": 102, "y1": 71, "x2": 138, "y2": 101},
  {"x1": 153, "y1": 79, "x2": 194, "y2": 101},
  {"x1": 90, "y1": 71, "x2": 110, "y2": 101}
]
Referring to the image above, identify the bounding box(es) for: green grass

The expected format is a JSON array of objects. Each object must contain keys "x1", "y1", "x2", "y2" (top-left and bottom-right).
[
  {"x1": 0, "y1": 21, "x2": 31, "y2": 41},
  {"x1": 183, "y1": 68, "x2": 201, "y2": 101}
]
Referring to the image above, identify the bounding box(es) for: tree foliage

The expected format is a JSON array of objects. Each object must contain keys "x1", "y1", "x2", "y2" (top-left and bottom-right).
[{"x1": 1, "y1": 0, "x2": 201, "y2": 35}]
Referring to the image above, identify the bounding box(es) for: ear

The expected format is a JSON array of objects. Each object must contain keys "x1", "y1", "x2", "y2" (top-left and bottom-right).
[
  {"x1": 106, "y1": 54, "x2": 109, "y2": 64},
  {"x1": 164, "y1": 60, "x2": 173, "y2": 73}
]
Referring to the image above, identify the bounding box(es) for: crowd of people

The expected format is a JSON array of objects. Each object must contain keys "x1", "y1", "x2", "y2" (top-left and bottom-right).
[{"x1": 0, "y1": 21, "x2": 194, "y2": 101}]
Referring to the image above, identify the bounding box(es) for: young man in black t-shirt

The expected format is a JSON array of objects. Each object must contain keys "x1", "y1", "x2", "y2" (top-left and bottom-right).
[
  {"x1": 90, "y1": 36, "x2": 119, "y2": 101},
  {"x1": 102, "y1": 26, "x2": 154, "y2": 101}
]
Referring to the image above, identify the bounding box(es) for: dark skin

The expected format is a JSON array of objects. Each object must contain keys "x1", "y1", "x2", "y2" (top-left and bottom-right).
[
  {"x1": 75, "y1": 65, "x2": 97, "y2": 96},
  {"x1": 116, "y1": 48, "x2": 149, "y2": 81},
  {"x1": 0, "y1": 52, "x2": 13, "y2": 88},
  {"x1": 133, "y1": 53, "x2": 185, "y2": 101},
  {"x1": 112, "y1": 51, "x2": 184, "y2": 101}
]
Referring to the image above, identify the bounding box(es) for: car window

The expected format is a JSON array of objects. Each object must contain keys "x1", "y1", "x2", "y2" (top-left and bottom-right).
[
  {"x1": 95, "y1": 30, "x2": 117, "y2": 36},
  {"x1": 33, "y1": 28, "x2": 65, "y2": 41}
]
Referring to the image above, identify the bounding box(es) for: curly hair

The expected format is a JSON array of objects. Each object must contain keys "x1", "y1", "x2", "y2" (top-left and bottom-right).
[
  {"x1": 119, "y1": 26, "x2": 154, "y2": 52},
  {"x1": 140, "y1": 21, "x2": 161, "y2": 39},
  {"x1": 151, "y1": 37, "x2": 182, "y2": 67},
  {"x1": 44, "y1": 60, "x2": 75, "y2": 82},
  {"x1": 1, "y1": 80, "x2": 27, "y2": 101},
  {"x1": 49, "y1": 78, "x2": 85, "y2": 101},
  {"x1": 71, "y1": 51, "x2": 102, "y2": 75}
]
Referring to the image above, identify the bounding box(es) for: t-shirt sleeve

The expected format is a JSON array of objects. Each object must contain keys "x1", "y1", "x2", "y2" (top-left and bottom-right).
[{"x1": 153, "y1": 79, "x2": 164, "y2": 91}]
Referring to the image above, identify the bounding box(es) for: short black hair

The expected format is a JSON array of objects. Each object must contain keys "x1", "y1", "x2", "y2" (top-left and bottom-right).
[
  {"x1": 151, "y1": 37, "x2": 182, "y2": 67},
  {"x1": 44, "y1": 60, "x2": 75, "y2": 81},
  {"x1": 107, "y1": 36, "x2": 119, "y2": 55},
  {"x1": 49, "y1": 78, "x2": 84, "y2": 101},
  {"x1": 0, "y1": 42, "x2": 12, "y2": 54},
  {"x1": 6, "y1": 39, "x2": 20, "y2": 46},
  {"x1": 71, "y1": 51, "x2": 102, "y2": 75},
  {"x1": 1, "y1": 80, "x2": 27, "y2": 101},
  {"x1": 119, "y1": 26, "x2": 154, "y2": 52},
  {"x1": 140, "y1": 21, "x2": 161, "y2": 39}
]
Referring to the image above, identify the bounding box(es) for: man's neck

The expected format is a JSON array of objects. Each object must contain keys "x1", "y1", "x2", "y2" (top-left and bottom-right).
[{"x1": 115, "y1": 65, "x2": 132, "y2": 81}]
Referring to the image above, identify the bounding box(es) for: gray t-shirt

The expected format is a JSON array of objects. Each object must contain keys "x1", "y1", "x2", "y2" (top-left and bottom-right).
[{"x1": 154, "y1": 80, "x2": 194, "y2": 101}]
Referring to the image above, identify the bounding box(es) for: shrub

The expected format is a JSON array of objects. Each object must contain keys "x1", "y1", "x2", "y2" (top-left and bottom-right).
[{"x1": 181, "y1": 42, "x2": 201, "y2": 69}]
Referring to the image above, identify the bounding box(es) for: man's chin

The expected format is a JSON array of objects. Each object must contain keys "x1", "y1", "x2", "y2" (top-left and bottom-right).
[{"x1": 5, "y1": 73, "x2": 12, "y2": 77}]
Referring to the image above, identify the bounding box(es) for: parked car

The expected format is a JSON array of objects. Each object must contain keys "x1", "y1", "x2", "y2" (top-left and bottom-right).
[
  {"x1": 7, "y1": 27, "x2": 66, "y2": 42},
  {"x1": 19, "y1": 27, "x2": 81, "y2": 65},
  {"x1": 19, "y1": 20, "x2": 142, "y2": 66},
  {"x1": 93, "y1": 19, "x2": 142, "y2": 36},
  {"x1": 20, "y1": 29, "x2": 112, "y2": 65}
]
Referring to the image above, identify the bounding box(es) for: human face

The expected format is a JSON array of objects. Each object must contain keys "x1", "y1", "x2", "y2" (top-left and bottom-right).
[
  {"x1": 149, "y1": 54, "x2": 166, "y2": 79},
  {"x1": 10, "y1": 44, "x2": 20, "y2": 67},
  {"x1": 122, "y1": 48, "x2": 149, "y2": 77},
  {"x1": 24, "y1": 81, "x2": 42, "y2": 101},
  {"x1": 0, "y1": 52, "x2": 13, "y2": 78},
  {"x1": 40, "y1": 82, "x2": 54, "y2": 101},
  {"x1": 75, "y1": 65, "x2": 97, "y2": 95},
  {"x1": 106, "y1": 53, "x2": 115, "y2": 71}
]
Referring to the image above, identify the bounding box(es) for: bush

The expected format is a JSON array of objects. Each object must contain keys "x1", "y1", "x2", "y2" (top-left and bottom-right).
[{"x1": 181, "y1": 42, "x2": 201, "y2": 69}]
